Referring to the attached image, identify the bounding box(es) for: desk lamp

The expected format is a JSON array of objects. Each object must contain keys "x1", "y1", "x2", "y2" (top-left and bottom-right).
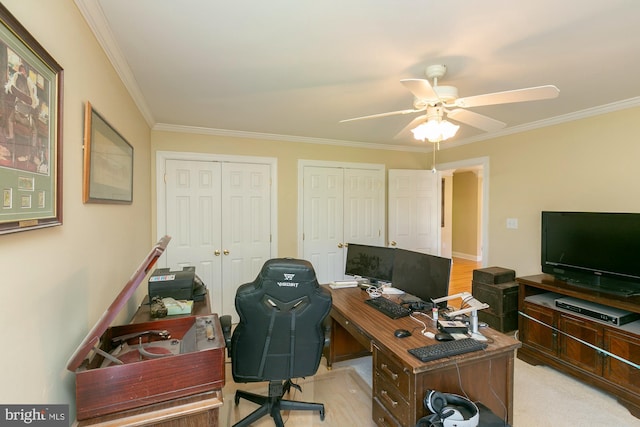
[{"x1": 432, "y1": 292, "x2": 490, "y2": 341}]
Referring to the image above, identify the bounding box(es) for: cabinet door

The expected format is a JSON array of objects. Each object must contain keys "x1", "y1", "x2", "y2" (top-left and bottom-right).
[
  {"x1": 557, "y1": 313, "x2": 603, "y2": 375},
  {"x1": 522, "y1": 302, "x2": 556, "y2": 356},
  {"x1": 603, "y1": 329, "x2": 640, "y2": 394}
]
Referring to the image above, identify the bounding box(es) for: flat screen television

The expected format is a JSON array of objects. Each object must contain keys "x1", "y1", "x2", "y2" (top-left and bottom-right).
[
  {"x1": 392, "y1": 248, "x2": 452, "y2": 304},
  {"x1": 345, "y1": 243, "x2": 395, "y2": 284},
  {"x1": 541, "y1": 211, "x2": 640, "y2": 297}
]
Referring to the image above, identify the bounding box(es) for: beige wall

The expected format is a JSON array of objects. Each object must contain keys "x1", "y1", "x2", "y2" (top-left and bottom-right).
[
  {"x1": 0, "y1": 0, "x2": 152, "y2": 413},
  {"x1": 3, "y1": 0, "x2": 640, "y2": 418},
  {"x1": 151, "y1": 132, "x2": 431, "y2": 255},
  {"x1": 452, "y1": 171, "x2": 479, "y2": 259},
  {"x1": 437, "y1": 106, "x2": 640, "y2": 276}
]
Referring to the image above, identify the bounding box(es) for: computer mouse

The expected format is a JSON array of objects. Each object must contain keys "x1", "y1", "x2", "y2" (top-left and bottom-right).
[
  {"x1": 435, "y1": 332, "x2": 454, "y2": 341},
  {"x1": 394, "y1": 329, "x2": 412, "y2": 338}
]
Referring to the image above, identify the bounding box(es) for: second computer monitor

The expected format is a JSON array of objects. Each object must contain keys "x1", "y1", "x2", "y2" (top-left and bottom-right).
[
  {"x1": 392, "y1": 248, "x2": 452, "y2": 303},
  {"x1": 345, "y1": 243, "x2": 395, "y2": 284}
]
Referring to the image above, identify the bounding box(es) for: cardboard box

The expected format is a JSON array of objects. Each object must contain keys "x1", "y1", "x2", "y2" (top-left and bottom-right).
[
  {"x1": 66, "y1": 236, "x2": 225, "y2": 421},
  {"x1": 472, "y1": 267, "x2": 515, "y2": 285},
  {"x1": 472, "y1": 281, "x2": 519, "y2": 315}
]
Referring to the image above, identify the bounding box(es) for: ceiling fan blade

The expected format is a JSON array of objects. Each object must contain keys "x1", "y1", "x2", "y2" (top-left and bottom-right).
[
  {"x1": 394, "y1": 115, "x2": 426, "y2": 140},
  {"x1": 454, "y1": 85, "x2": 559, "y2": 108},
  {"x1": 340, "y1": 108, "x2": 423, "y2": 123},
  {"x1": 400, "y1": 79, "x2": 439, "y2": 101},
  {"x1": 447, "y1": 109, "x2": 506, "y2": 132}
]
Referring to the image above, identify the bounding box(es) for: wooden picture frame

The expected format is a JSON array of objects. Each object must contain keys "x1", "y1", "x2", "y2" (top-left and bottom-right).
[
  {"x1": 0, "y1": 4, "x2": 63, "y2": 235},
  {"x1": 83, "y1": 102, "x2": 133, "y2": 204}
]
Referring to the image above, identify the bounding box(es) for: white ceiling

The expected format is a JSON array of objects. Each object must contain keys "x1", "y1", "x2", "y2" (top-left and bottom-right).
[{"x1": 76, "y1": 0, "x2": 640, "y2": 151}]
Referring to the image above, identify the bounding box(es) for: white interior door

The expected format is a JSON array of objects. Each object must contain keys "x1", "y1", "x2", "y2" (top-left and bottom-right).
[
  {"x1": 221, "y1": 162, "x2": 272, "y2": 321},
  {"x1": 160, "y1": 155, "x2": 275, "y2": 321},
  {"x1": 302, "y1": 166, "x2": 345, "y2": 284},
  {"x1": 165, "y1": 159, "x2": 221, "y2": 301},
  {"x1": 343, "y1": 168, "x2": 385, "y2": 246},
  {"x1": 301, "y1": 163, "x2": 385, "y2": 283},
  {"x1": 388, "y1": 169, "x2": 440, "y2": 254}
]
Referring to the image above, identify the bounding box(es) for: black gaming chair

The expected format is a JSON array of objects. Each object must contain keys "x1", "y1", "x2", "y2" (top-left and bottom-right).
[{"x1": 220, "y1": 258, "x2": 332, "y2": 427}]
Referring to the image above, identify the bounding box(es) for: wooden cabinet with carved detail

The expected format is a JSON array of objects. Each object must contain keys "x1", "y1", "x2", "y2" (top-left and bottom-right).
[{"x1": 517, "y1": 274, "x2": 640, "y2": 419}]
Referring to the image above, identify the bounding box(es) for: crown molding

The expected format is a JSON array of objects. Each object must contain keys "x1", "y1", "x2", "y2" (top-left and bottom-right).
[
  {"x1": 75, "y1": 0, "x2": 156, "y2": 127},
  {"x1": 152, "y1": 123, "x2": 429, "y2": 152}
]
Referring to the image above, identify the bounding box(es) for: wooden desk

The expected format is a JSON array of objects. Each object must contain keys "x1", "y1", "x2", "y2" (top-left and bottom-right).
[{"x1": 324, "y1": 286, "x2": 521, "y2": 426}]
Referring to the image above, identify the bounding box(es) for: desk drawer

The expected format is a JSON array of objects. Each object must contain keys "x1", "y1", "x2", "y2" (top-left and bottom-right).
[
  {"x1": 372, "y1": 397, "x2": 402, "y2": 427},
  {"x1": 374, "y1": 346, "x2": 410, "y2": 398},
  {"x1": 332, "y1": 309, "x2": 371, "y2": 350},
  {"x1": 374, "y1": 375, "x2": 410, "y2": 426}
]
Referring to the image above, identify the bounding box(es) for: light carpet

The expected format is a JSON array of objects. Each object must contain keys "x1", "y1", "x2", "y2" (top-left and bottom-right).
[
  {"x1": 221, "y1": 356, "x2": 638, "y2": 426},
  {"x1": 220, "y1": 365, "x2": 374, "y2": 427}
]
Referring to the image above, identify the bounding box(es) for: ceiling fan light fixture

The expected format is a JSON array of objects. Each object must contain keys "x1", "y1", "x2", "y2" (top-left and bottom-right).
[{"x1": 411, "y1": 119, "x2": 459, "y2": 143}]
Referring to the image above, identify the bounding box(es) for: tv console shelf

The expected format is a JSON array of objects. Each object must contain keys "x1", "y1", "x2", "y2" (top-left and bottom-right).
[{"x1": 516, "y1": 274, "x2": 640, "y2": 419}]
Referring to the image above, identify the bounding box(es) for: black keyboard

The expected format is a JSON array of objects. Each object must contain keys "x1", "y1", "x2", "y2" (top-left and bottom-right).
[
  {"x1": 408, "y1": 338, "x2": 488, "y2": 362},
  {"x1": 365, "y1": 297, "x2": 411, "y2": 319}
]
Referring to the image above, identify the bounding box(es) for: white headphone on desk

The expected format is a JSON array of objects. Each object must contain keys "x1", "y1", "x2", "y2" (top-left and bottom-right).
[{"x1": 418, "y1": 390, "x2": 479, "y2": 427}]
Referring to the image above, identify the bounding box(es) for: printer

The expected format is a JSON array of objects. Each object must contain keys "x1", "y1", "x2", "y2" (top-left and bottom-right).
[{"x1": 148, "y1": 266, "x2": 206, "y2": 301}]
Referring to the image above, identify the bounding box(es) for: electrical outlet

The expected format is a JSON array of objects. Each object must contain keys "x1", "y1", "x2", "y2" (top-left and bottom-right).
[{"x1": 506, "y1": 218, "x2": 518, "y2": 229}]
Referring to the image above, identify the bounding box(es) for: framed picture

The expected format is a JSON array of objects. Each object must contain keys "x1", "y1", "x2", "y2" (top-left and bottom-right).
[
  {"x1": 83, "y1": 102, "x2": 133, "y2": 204},
  {"x1": 0, "y1": 4, "x2": 63, "y2": 235}
]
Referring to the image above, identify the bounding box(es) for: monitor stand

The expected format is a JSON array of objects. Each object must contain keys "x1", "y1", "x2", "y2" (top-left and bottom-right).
[{"x1": 468, "y1": 310, "x2": 487, "y2": 341}]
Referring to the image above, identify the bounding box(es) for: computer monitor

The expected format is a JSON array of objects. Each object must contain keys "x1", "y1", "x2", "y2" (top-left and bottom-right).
[
  {"x1": 392, "y1": 248, "x2": 452, "y2": 305},
  {"x1": 345, "y1": 243, "x2": 395, "y2": 284}
]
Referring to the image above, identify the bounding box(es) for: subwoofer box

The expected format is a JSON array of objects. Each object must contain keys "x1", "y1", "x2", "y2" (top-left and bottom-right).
[
  {"x1": 478, "y1": 308, "x2": 518, "y2": 333},
  {"x1": 472, "y1": 267, "x2": 515, "y2": 285},
  {"x1": 472, "y1": 281, "x2": 519, "y2": 315}
]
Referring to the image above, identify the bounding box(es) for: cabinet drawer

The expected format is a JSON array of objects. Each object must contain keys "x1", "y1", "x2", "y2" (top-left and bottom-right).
[
  {"x1": 372, "y1": 397, "x2": 402, "y2": 427},
  {"x1": 374, "y1": 375, "x2": 410, "y2": 426},
  {"x1": 374, "y1": 346, "x2": 410, "y2": 398},
  {"x1": 332, "y1": 309, "x2": 372, "y2": 350}
]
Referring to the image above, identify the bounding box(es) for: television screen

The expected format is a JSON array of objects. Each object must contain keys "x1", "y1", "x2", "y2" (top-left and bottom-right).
[
  {"x1": 345, "y1": 243, "x2": 395, "y2": 283},
  {"x1": 392, "y1": 248, "x2": 452, "y2": 303},
  {"x1": 541, "y1": 211, "x2": 640, "y2": 296}
]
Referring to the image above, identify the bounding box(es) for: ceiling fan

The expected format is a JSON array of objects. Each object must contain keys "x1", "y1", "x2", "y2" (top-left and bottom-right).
[{"x1": 340, "y1": 64, "x2": 560, "y2": 141}]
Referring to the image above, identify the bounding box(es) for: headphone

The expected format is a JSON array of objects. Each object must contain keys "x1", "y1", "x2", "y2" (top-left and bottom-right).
[{"x1": 417, "y1": 390, "x2": 479, "y2": 427}]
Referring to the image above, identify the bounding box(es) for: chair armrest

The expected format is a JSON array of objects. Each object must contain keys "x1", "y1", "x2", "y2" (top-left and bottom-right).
[{"x1": 219, "y1": 314, "x2": 232, "y2": 356}]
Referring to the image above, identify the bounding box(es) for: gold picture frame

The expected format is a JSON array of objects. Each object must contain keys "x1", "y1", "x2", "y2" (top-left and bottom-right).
[
  {"x1": 0, "y1": 4, "x2": 63, "y2": 234},
  {"x1": 83, "y1": 102, "x2": 133, "y2": 204}
]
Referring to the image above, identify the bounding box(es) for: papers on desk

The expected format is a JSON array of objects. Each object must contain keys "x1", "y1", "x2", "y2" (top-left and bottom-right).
[
  {"x1": 329, "y1": 281, "x2": 359, "y2": 289},
  {"x1": 162, "y1": 297, "x2": 194, "y2": 315}
]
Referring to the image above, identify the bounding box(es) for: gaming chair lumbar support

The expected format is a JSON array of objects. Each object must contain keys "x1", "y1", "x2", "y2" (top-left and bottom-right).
[{"x1": 220, "y1": 258, "x2": 332, "y2": 427}]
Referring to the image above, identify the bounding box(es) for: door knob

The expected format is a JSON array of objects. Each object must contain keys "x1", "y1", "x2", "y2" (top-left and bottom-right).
[
  {"x1": 390, "y1": 241, "x2": 397, "y2": 246},
  {"x1": 214, "y1": 250, "x2": 221, "y2": 256},
  {"x1": 337, "y1": 243, "x2": 343, "y2": 248},
  {"x1": 223, "y1": 249, "x2": 230, "y2": 255}
]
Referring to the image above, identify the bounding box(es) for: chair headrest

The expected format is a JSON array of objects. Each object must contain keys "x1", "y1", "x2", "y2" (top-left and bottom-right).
[{"x1": 256, "y1": 258, "x2": 319, "y2": 291}]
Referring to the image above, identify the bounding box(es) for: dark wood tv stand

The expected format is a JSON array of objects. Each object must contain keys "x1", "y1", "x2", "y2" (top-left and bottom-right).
[{"x1": 516, "y1": 274, "x2": 640, "y2": 418}]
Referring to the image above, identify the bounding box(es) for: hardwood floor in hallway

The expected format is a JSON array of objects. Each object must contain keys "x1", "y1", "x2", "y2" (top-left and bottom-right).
[{"x1": 448, "y1": 257, "x2": 481, "y2": 295}]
